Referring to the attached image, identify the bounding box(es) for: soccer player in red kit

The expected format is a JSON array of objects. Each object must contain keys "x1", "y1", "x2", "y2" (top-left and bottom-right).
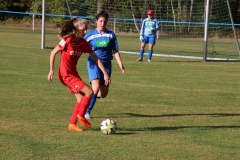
[{"x1": 47, "y1": 18, "x2": 110, "y2": 132}]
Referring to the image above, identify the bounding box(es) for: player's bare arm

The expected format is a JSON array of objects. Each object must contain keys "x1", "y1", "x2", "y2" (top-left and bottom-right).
[
  {"x1": 113, "y1": 50, "x2": 125, "y2": 74},
  {"x1": 47, "y1": 46, "x2": 61, "y2": 82}
]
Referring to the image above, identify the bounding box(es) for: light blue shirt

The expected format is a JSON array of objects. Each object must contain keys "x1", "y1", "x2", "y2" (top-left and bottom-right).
[{"x1": 140, "y1": 18, "x2": 159, "y2": 37}]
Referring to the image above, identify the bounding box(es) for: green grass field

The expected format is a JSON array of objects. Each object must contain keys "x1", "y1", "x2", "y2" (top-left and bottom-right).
[{"x1": 1, "y1": 26, "x2": 240, "y2": 160}]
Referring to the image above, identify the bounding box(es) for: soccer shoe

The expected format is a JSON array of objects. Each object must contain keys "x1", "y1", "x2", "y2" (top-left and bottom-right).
[
  {"x1": 136, "y1": 58, "x2": 142, "y2": 62},
  {"x1": 68, "y1": 124, "x2": 84, "y2": 132},
  {"x1": 84, "y1": 113, "x2": 91, "y2": 120},
  {"x1": 77, "y1": 115, "x2": 92, "y2": 128},
  {"x1": 148, "y1": 59, "x2": 151, "y2": 62}
]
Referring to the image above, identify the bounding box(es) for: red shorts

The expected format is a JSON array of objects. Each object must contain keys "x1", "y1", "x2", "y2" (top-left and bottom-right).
[{"x1": 59, "y1": 75, "x2": 86, "y2": 94}]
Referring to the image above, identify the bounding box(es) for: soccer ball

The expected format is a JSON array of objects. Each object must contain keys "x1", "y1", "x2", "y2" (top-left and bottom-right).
[{"x1": 100, "y1": 118, "x2": 117, "y2": 134}]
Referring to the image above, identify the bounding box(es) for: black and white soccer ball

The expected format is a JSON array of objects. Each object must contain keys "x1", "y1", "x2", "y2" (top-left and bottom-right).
[{"x1": 100, "y1": 118, "x2": 117, "y2": 134}]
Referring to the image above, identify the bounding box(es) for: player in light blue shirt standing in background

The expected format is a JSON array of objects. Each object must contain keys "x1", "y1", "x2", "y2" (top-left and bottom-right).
[{"x1": 136, "y1": 10, "x2": 159, "y2": 62}]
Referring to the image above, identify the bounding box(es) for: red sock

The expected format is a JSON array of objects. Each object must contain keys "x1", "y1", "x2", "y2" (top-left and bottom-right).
[
  {"x1": 78, "y1": 96, "x2": 91, "y2": 117},
  {"x1": 69, "y1": 102, "x2": 81, "y2": 124}
]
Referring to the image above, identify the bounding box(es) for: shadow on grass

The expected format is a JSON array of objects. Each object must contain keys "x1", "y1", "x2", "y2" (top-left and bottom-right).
[
  {"x1": 108, "y1": 125, "x2": 240, "y2": 133},
  {"x1": 146, "y1": 125, "x2": 240, "y2": 131},
  {"x1": 93, "y1": 112, "x2": 240, "y2": 120},
  {"x1": 124, "y1": 113, "x2": 240, "y2": 117},
  {"x1": 93, "y1": 113, "x2": 240, "y2": 133},
  {"x1": 113, "y1": 132, "x2": 136, "y2": 135},
  {"x1": 160, "y1": 60, "x2": 203, "y2": 63},
  {"x1": 89, "y1": 127, "x2": 136, "y2": 135}
]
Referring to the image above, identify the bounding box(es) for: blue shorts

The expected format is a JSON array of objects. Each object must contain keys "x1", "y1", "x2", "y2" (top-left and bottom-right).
[
  {"x1": 141, "y1": 35, "x2": 156, "y2": 45},
  {"x1": 87, "y1": 59, "x2": 111, "y2": 86}
]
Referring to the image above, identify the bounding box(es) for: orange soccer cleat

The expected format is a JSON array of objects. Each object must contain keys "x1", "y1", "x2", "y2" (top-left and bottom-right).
[
  {"x1": 68, "y1": 124, "x2": 84, "y2": 132},
  {"x1": 77, "y1": 115, "x2": 92, "y2": 128}
]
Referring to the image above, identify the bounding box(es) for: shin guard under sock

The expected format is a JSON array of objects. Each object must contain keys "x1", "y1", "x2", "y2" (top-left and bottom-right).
[
  {"x1": 69, "y1": 102, "x2": 81, "y2": 124},
  {"x1": 148, "y1": 50, "x2": 153, "y2": 60},
  {"x1": 78, "y1": 96, "x2": 91, "y2": 117},
  {"x1": 86, "y1": 94, "x2": 97, "y2": 113},
  {"x1": 139, "y1": 49, "x2": 144, "y2": 59}
]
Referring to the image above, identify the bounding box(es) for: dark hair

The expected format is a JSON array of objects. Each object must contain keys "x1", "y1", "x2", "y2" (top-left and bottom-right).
[
  {"x1": 96, "y1": 11, "x2": 109, "y2": 20},
  {"x1": 58, "y1": 18, "x2": 87, "y2": 38}
]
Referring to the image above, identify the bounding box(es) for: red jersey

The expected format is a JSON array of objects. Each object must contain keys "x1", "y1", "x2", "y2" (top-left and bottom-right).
[{"x1": 57, "y1": 35, "x2": 93, "y2": 77}]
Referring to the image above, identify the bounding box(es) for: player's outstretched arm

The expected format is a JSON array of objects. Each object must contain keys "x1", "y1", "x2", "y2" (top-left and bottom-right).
[
  {"x1": 113, "y1": 50, "x2": 125, "y2": 74},
  {"x1": 47, "y1": 46, "x2": 61, "y2": 82}
]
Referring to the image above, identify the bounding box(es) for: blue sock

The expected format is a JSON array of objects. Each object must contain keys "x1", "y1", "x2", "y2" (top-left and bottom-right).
[
  {"x1": 139, "y1": 49, "x2": 144, "y2": 59},
  {"x1": 86, "y1": 94, "x2": 97, "y2": 114},
  {"x1": 148, "y1": 50, "x2": 153, "y2": 60}
]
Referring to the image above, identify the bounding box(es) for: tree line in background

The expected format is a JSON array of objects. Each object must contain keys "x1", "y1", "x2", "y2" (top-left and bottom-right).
[{"x1": 0, "y1": 0, "x2": 240, "y2": 23}]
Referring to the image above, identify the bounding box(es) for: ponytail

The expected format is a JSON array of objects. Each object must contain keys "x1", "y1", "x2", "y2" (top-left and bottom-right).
[{"x1": 58, "y1": 18, "x2": 88, "y2": 38}]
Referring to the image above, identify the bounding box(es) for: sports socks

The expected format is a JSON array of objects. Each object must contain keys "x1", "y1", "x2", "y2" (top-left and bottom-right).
[
  {"x1": 86, "y1": 93, "x2": 97, "y2": 114},
  {"x1": 69, "y1": 96, "x2": 91, "y2": 124},
  {"x1": 69, "y1": 102, "x2": 81, "y2": 124},
  {"x1": 78, "y1": 96, "x2": 91, "y2": 117},
  {"x1": 148, "y1": 50, "x2": 153, "y2": 60},
  {"x1": 139, "y1": 49, "x2": 144, "y2": 59}
]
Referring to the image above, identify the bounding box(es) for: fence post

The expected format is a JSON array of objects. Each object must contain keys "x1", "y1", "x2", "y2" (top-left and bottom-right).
[
  {"x1": 114, "y1": 18, "x2": 116, "y2": 33},
  {"x1": 32, "y1": 13, "x2": 35, "y2": 31},
  {"x1": 41, "y1": 0, "x2": 46, "y2": 49}
]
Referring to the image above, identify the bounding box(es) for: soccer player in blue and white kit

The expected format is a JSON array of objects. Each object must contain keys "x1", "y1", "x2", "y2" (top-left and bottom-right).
[
  {"x1": 136, "y1": 10, "x2": 159, "y2": 62},
  {"x1": 84, "y1": 11, "x2": 125, "y2": 119}
]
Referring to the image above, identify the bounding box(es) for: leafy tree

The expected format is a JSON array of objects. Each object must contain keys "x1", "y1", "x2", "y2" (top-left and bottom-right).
[{"x1": 0, "y1": 0, "x2": 34, "y2": 11}]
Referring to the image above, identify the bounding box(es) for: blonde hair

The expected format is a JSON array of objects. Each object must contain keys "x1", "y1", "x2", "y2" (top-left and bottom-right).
[{"x1": 58, "y1": 18, "x2": 88, "y2": 38}]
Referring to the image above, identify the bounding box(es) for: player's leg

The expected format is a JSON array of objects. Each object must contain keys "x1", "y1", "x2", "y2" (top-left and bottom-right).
[
  {"x1": 86, "y1": 77, "x2": 109, "y2": 119},
  {"x1": 69, "y1": 92, "x2": 84, "y2": 132},
  {"x1": 148, "y1": 44, "x2": 154, "y2": 62},
  {"x1": 85, "y1": 61, "x2": 111, "y2": 119},
  {"x1": 137, "y1": 36, "x2": 150, "y2": 61},
  {"x1": 76, "y1": 84, "x2": 93, "y2": 128},
  {"x1": 137, "y1": 36, "x2": 148, "y2": 61},
  {"x1": 85, "y1": 60, "x2": 101, "y2": 119},
  {"x1": 97, "y1": 61, "x2": 111, "y2": 98},
  {"x1": 137, "y1": 43, "x2": 146, "y2": 61},
  {"x1": 147, "y1": 36, "x2": 156, "y2": 62},
  {"x1": 64, "y1": 76, "x2": 92, "y2": 131},
  {"x1": 85, "y1": 79, "x2": 100, "y2": 119},
  {"x1": 98, "y1": 85, "x2": 109, "y2": 98}
]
